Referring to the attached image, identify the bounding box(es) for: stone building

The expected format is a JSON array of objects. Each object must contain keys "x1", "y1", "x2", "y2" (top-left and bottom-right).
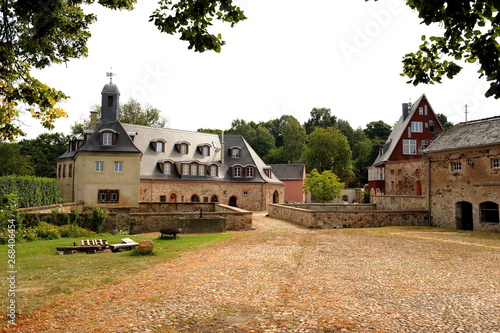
[
  {"x1": 57, "y1": 79, "x2": 284, "y2": 211},
  {"x1": 368, "y1": 94, "x2": 444, "y2": 196},
  {"x1": 423, "y1": 116, "x2": 500, "y2": 232}
]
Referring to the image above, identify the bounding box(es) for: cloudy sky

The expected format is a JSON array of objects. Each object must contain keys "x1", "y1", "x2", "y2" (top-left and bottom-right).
[{"x1": 25, "y1": 0, "x2": 500, "y2": 139}]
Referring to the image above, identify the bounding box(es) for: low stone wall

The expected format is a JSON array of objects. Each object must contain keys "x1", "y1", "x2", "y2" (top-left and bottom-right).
[
  {"x1": 268, "y1": 204, "x2": 429, "y2": 229},
  {"x1": 107, "y1": 203, "x2": 252, "y2": 234},
  {"x1": 286, "y1": 203, "x2": 376, "y2": 211},
  {"x1": 18, "y1": 201, "x2": 85, "y2": 214},
  {"x1": 372, "y1": 195, "x2": 427, "y2": 211}
]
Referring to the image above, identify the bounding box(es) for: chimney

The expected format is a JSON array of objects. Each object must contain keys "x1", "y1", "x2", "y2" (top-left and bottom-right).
[
  {"x1": 220, "y1": 132, "x2": 225, "y2": 164},
  {"x1": 89, "y1": 110, "x2": 98, "y2": 130},
  {"x1": 402, "y1": 103, "x2": 409, "y2": 121}
]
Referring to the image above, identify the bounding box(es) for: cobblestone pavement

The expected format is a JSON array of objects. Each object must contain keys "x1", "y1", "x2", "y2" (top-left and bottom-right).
[{"x1": 12, "y1": 212, "x2": 500, "y2": 332}]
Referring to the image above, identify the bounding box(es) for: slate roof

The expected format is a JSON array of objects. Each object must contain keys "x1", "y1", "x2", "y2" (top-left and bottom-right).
[
  {"x1": 78, "y1": 121, "x2": 141, "y2": 154},
  {"x1": 269, "y1": 164, "x2": 305, "y2": 181},
  {"x1": 424, "y1": 116, "x2": 500, "y2": 154},
  {"x1": 121, "y1": 124, "x2": 283, "y2": 184}
]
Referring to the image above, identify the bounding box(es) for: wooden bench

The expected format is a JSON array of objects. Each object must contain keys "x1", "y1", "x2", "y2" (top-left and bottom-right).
[
  {"x1": 160, "y1": 228, "x2": 181, "y2": 239},
  {"x1": 109, "y1": 238, "x2": 139, "y2": 252}
]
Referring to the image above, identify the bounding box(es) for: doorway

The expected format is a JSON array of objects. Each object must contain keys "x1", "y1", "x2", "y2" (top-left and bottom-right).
[
  {"x1": 456, "y1": 201, "x2": 473, "y2": 230},
  {"x1": 229, "y1": 196, "x2": 237, "y2": 207}
]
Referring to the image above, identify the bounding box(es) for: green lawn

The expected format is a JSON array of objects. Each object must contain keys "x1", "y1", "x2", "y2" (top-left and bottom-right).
[{"x1": 0, "y1": 233, "x2": 228, "y2": 317}]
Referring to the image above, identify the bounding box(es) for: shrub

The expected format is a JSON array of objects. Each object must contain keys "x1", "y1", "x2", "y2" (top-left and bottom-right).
[
  {"x1": 0, "y1": 176, "x2": 61, "y2": 208},
  {"x1": 59, "y1": 224, "x2": 95, "y2": 238},
  {"x1": 35, "y1": 222, "x2": 60, "y2": 240}
]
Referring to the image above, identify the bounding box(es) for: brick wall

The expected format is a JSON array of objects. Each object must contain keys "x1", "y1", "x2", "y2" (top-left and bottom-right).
[{"x1": 372, "y1": 195, "x2": 427, "y2": 211}]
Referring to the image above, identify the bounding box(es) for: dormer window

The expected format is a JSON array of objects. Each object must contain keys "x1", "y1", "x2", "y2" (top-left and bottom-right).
[
  {"x1": 197, "y1": 144, "x2": 211, "y2": 156},
  {"x1": 151, "y1": 139, "x2": 166, "y2": 153},
  {"x1": 230, "y1": 146, "x2": 241, "y2": 158},
  {"x1": 175, "y1": 141, "x2": 190, "y2": 154},
  {"x1": 99, "y1": 129, "x2": 117, "y2": 146},
  {"x1": 245, "y1": 166, "x2": 255, "y2": 178},
  {"x1": 158, "y1": 160, "x2": 173, "y2": 175},
  {"x1": 232, "y1": 165, "x2": 242, "y2": 177},
  {"x1": 263, "y1": 166, "x2": 272, "y2": 178},
  {"x1": 209, "y1": 164, "x2": 218, "y2": 177}
]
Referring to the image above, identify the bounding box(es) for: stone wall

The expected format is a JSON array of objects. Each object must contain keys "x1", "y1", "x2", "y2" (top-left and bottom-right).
[
  {"x1": 106, "y1": 203, "x2": 252, "y2": 234},
  {"x1": 372, "y1": 195, "x2": 427, "y2": 211},
  {"x1": 268, "y1": 204, "x2": 428, "y2": 229}
]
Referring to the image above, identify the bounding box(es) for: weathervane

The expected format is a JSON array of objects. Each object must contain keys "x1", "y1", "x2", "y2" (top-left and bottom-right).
[{"x1": 106, "y1": 68, "x2": 115, "y2": 84}]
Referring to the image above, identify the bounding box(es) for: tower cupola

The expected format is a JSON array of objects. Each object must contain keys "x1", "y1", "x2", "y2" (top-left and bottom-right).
[{"x1": 101, "y1": 71, "x2": 120, "y2": 123}]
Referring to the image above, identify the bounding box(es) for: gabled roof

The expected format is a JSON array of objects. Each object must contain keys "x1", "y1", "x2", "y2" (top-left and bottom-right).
[
  {"x1": 424, "y1": 116, "x2": 500, "y2": 154},
  {"x1": 371, "y1": 94, "x2": 440, "y2": 167},
  {"x1": 269, "y1": 164, "x2": 305, "y2": 181}
]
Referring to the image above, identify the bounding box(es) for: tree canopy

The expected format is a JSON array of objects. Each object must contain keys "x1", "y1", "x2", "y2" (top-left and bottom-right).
[
  {"x1": 1, "y1": 0, "x2": 245, "y2": 141},
  {"x1": 19, "y1": 133, "x2": 68, "y2": 178},
  {"x1": 383, "y1": 0, "x2": 500, "y2": 98},
  {"x1": 303, "y1": 169, "x2": 345, "y2": 203}
]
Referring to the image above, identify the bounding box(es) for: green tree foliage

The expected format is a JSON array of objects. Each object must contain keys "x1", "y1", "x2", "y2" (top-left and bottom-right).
[
  {"x1": 227, "y1": 119, "x2": 276, "y2": 160},
  {"x1": 120, "y1": 98, "x2": 167, "y2": 127},
  {"x1": 363, "y1": 120, "x2": 392, "y2": 141},
  {"x1": 264, "y1": 115, "x2": 306, "y2": 164},
  {"x1": 303, "y1": 127, "x2": 355, "y2": 184},
  {"x1": 19, "y1": 132, "x2": 68, "y2": 178},
  {"x1": 303, "y1": 169, "x2": 345, "y2": 203},
  {"x1": 197, "y1": 128, "x2": 223, "y2": 134},
  {"x1": 373, "y1": 0, "x2": 500, "y2": 98},
  {"x1": 436, "y1": 113, "x2": 454, "y2": 131},
  {"x1": 0, "y1": 142, "x2": 33, "y2": 176},
  {"x1": 304, "y1": 107, "x2": 337, "y2": 135},
  {"x1": 1, "y1": 0, "x2": 245, "y2": 141}
]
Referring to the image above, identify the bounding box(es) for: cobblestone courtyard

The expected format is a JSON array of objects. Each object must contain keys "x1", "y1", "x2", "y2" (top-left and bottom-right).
[{"x1": 13, "y1": 212, "x2": 500, "y2": 332}]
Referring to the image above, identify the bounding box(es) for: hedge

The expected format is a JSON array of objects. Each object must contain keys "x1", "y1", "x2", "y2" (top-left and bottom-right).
[{"x1": 0, "y1": 176, "x2": 61, "y2": 208}]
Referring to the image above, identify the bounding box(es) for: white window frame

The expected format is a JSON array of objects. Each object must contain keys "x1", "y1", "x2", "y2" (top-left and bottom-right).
[
  {"x1": 403, "y1": 139, "x2": 417, "y2": 155},
  {"x1": 199, "y1": 165, "x2": 205, "y2": 176},
  {"x1": 182, "y1": 164, "x2": 189, "y2": 175},
  {"x1": 452, "y1": 162, "x2": 462, "y2": 171},
  {"x1": 233, "y1": 166, "x2": 242, "y2": 177},
  {"x1": 163, "y1": 162, "x2": 172, "y2": 175},
  {"x1": 102, "y1": 132, "x2": 113, "y2": 146},
  {"x1": 210, "y1": 165, "x2": 218, "y2": 177},
  {"x1": 180, "y1": 144, "x2": 188, "y2": 154},
  {"x1": 246, "y1": 167, "x2": 254, "y2": 178},
  {"x1": 191, "y1": 164, "x2": 198, "y2": 175},
  {"x1": 411, "y1": 121, "x2": 423, "y2": 133},
  {"x1": 156, "y1": 141, "x2": 164, "y2": 153},
  {"x1": 419, "y1": 107, "x2": 423, "y2": 115},
  {"x1": 95, "y1": 161, "x2": 104, "y2": 172},
  {"x1": 114, "y1": 161, "x2": 122, "y2": 172},
  {"x1": 231, "y1": 148, "x2": 240, "y2": 158},
  {"x1": 202, "y1": 146, "x2": 209, "y2": 156},
  {"x1": 492, "y1": 158, "x2": 500, "y2": 169}
]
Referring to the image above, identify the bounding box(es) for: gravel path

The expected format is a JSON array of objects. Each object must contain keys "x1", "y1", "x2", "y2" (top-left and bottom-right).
[{"x1": 12, "y1": 212, "x2": 500, "y2": 332}]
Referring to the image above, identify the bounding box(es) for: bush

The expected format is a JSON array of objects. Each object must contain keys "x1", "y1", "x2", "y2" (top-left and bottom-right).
[
  {"x1": 59, "y1": 224, "x2": 95, "y2": 238},
  {"x1": 0, "y1": 176, "x2": 61, "y2": 208},
  {"x1": 34, "y1": 222, "x2": 60, "y2": 240}
]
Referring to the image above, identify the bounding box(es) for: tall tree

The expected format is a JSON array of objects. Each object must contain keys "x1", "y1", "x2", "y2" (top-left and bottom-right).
[
  {"x1": 1, "y1": 0, "x2": 245, "y2": 141},
  {"x1": 120, "y1": 98, "x2": 167, "y2": 127},
  {"x1": 243, "y1": 125, "x2": 276, "y2": 160},
  {"x1": 363, "y1": 121, "x2": 392, "y2": 141},
  {"x1": 304, "y1": 108, "x2": 337, "y2": 135},
  {"x1": 281, "y1": 117, "x2": 306, "y2": 164},
  {"x1": 380, "y1": 0, "x2": 500, "y2": 98},
  {"x1": 436, "y1": 113, "x2": 454, "y2": 131},
  {"x1": 0, "y1": 142, "x2": 33, "y2": 176},
  {"x1": 19, "y1": 133, "x2": 68, "y2": 178},
  {"x1": 303, "y1": 127, "x2": 354, "y2": 184},
  {"x1": 303, "y1": 169, "x2": 345, "y2": 203}
]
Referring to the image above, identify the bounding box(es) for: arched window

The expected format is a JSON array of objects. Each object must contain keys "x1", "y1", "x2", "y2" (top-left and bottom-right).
[
  {"x1": 480, "y1": 202, "x2": 499, "y2": 223},
  {"x1": 211, "y1": 195, "x2": 219, "y2": 202},
  {"x1": 191, "y1": 194, "x2": 200, "y2": 202}
]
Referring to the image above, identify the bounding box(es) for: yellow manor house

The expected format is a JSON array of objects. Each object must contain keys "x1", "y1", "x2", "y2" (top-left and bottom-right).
[{"x1": 57, "y1": 80, "x2": 284, "y2": 211}]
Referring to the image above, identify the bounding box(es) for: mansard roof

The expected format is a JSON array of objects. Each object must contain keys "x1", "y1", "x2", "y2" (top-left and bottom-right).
[
  {"x1": 121, "y1": 124, "x2": 283, "y2": 184},
  {"x1": 77, "y1": 121, "x2": 141, "y2": 154},
  {"x1": 424, "y1": 116, "x2": 500, "y2": 154}
]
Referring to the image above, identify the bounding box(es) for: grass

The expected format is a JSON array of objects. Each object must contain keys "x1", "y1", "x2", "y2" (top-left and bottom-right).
[{"x1": 0, "y1": 233, "x2": 228, "y2": 317}]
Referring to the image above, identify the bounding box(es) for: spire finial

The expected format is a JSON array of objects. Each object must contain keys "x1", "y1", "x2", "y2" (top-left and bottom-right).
[{"x1": 106, "y1": 68, "x2": 115, "y2": 84}]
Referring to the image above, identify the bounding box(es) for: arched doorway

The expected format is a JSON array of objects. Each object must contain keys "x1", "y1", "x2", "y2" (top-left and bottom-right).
[
  {"x1": 229, "y1": 196, "x2": 237, "y2": 207},
  {"x1": 191, "y1": 194, "x2": 200, "y2": 202},
  {"x1": 169, "y1": 193, "x2": 177, "y2": 202},
  {"x1": 273, "y1": 190, "x2": 279, "y2": 204},
  {"x1": 210, "y1": 195, "x2": 219, "y2": 203},
  {"x1": 456, "y1": 201, "x2": 473, "y2": 230}
]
